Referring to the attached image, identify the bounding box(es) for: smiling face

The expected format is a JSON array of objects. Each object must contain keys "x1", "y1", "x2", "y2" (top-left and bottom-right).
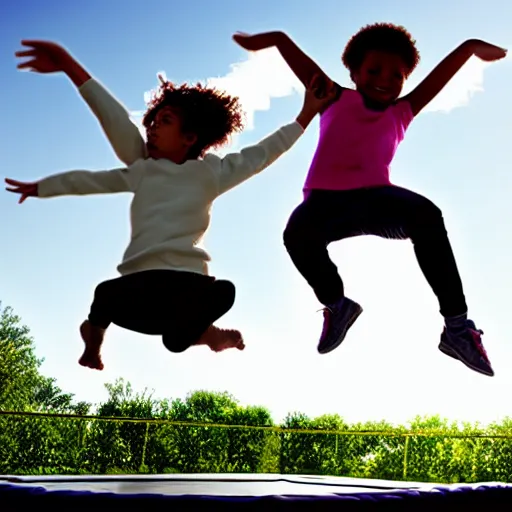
[
  {"x1": 145, "y1": 106, "x2": 197, "y2": 162},
  {"x1": 351, "y1": 50, "x2": 408, "y2": 106}
]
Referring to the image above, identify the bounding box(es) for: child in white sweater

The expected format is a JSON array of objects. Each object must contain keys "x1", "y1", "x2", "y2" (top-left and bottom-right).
[{"x1": 7, "y1": 40, "x2": 337, "y2": 370}]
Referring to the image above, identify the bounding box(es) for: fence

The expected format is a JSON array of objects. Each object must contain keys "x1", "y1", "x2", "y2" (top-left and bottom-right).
[{"x1": 1, "y1": 410, "x2": 511, "y2": 483}]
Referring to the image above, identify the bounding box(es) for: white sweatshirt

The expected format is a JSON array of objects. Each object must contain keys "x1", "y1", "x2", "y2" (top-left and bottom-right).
[{"x1": 38, "y1": 79, "x2": 304, "y2": 276}]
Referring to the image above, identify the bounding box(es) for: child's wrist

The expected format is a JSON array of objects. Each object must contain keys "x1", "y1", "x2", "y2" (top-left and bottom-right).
[
  {"x1": 60, "y1": 52, "x2": 77, "y2": 71},
  {"x1": 64, "y1": 57, "x2": 92, "y2": 88},
  {"x1": 296, "y1": 109, "x2": 315, "y2": 129}
]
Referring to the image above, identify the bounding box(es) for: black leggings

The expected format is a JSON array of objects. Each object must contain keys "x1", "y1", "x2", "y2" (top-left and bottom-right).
[
  {"x1": 283, "y1": 186, "x2": 467, "y2": 318},
  {"x1": 88, "y1": 270, "x2": 236, "y2": 353}
]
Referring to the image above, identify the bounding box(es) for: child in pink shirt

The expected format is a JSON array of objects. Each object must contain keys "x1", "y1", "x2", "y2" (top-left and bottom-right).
[{"x1": 234, "y1": 23, "x2": 506, "y2": 377}]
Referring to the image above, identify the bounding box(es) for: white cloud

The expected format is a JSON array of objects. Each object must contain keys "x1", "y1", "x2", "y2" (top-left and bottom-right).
[
  {"x1": 205, "y1": 48, "x2": 303, "y2": 130},
  {"x1": 130, "y1": 49, "x2": 303, "y2": 155},
  {"x1": 129, "y1": 48, "x2": 510, "y2": 149},
  {"x1": 403, "y1": 52, "x2": 510, "y2": 114}
]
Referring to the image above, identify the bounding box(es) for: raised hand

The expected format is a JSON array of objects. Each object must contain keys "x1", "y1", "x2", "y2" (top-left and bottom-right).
[
  {"x1": 304, "y1": 74, "x2": 338, "y2": 109},
  {"x1": 232, "y1": 31, "x2": 281, "y2": 51},
  {"x1": 473, "y1": 40, "x2": 507, "y2": 62},
  {"x1": 15, "y1": 40, "x2": 71, "y2": 74},
  {"x1": 295, "y1": 73, "x2": 339, "y2": 129},
  {"x1": 5, "y1": 178, "x2": 38, "y2": 203}
]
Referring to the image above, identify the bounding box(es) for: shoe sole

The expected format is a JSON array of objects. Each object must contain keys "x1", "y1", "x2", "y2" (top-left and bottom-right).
[
  {"x1": 439, "y1": 340, "x2": 494, "y2": 377},
  {"x1": 439, "y1": 343, "x2": 457, "y2": 359},
  {"x1": 318, "y1": 306, "x2": 363, "y2": 355}
]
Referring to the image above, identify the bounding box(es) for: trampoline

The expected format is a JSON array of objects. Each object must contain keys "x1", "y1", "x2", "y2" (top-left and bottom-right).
[{"x1": 1, "y1": 473, "x2": 512, "y2": 511}]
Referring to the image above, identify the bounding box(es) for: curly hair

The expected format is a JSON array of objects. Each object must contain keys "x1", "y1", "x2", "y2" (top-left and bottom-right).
[
  {"x1": 342, "y1": 23, "x2": 420, "y2": 77},
  {"x1": 142, "y1": 77, "x2": 245, "y2": 158}
]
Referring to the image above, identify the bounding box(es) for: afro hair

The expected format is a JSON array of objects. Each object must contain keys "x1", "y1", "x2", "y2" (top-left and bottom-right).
[
  {"x1": 143, "y1": 77, "x2": 245, "y2": 158},
  {"x1": 342, "y1": 22, "x2": 420, "y2": 77}
]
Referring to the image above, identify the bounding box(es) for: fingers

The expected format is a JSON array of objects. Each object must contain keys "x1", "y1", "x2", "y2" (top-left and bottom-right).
[
  {"x1": 14, "y1": 48, "x2": 36, "y2": 70},
  {"x1": 5, "y1": 188, "x2": 27, "y2": 203},
  {"x1": 15, "y1": 49, "x2": 36, "y2": 58},
  {"x1": 20, "y1": 39, "x2": 49, "y2": 48},
  {"x1": 232, "y1": 32, "x2": 253, "y2": 49},
  {"x1": 15, "y1": 41, "x2": 44, "y2": 56},
  {"x1": 5, "y1": 186, "x2": 25, "y2": 194},
  {"x1": 325, "y1": 81, "x2": 338, "y2": 99},
  {"x1": 16, "y1": 59, "x2": 37, "y2": 70},
  {"x1": 5, "y1": 179, "x2": 33, "y2": 195},
  {"x1": 5, "y1": 178, "x2": 28, "y2": 186},
  {"x1": 308, "y1": 73, "x2": 332, "y2": 91},
  {"x1": 312, "y1": 75, "x2": 336, "y2": 98},
  {"x1": 307, "y1": 73, "x2": 335, "y2": 101},
  {"x1": 5, "y1": 178, "x2": 33, "y2": 204},
  {"x1": 308, "y1": 74, "x2": 323, "y2": 98},
  {"x1": 308, "y1": 73, "x2": 320, "y2": 89}
]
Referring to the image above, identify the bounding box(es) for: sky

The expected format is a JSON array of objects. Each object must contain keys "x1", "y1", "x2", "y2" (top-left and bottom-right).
[{"x1": 2, "y1": 0, "x2": 512, "y2": 428}]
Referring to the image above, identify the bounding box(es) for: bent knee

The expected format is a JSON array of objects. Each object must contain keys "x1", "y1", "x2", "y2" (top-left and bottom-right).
[
  {"x1": 93, "y1": 279, "x2": 115, "y2": 301},
  {"x1": 417, "y1": 198, "x2": 444, "y2": 225},
  {"x1": 409, "y1": 198, "x2": 448, "y2": 240},
  {"x1": 213, "y1": 279, "x2": 236, "y2": 307},
  {"x1": 283, "y1": 221, "x2": 298, "y2": 249},
  {"x1": 283, "y1": 210, "x2": 318, "y2": 249}
]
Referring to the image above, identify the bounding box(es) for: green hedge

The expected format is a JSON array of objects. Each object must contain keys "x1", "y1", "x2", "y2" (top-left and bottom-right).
[{"x1": 1, "y1": 406, "x2": 512, "y2": 483}]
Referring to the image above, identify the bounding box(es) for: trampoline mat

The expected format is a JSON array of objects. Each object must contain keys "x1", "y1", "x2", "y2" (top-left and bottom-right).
[{"x1": 1, "y1": 473, "x2": 512, "y2": 511}]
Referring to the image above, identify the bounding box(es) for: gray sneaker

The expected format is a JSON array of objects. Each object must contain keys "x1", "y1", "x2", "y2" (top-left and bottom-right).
[
  {"x1": 317, "y1": 297, "x2": 363, "y2": 354},
  {"x1": 439, "y1": 319, "x2": 494, "y2": 376}
]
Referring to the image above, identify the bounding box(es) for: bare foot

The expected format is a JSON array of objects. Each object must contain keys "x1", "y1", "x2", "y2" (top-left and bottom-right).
[
  {"x1": 199, "y1": 325, "x2": 245, "y2": 352},
  {"x1": 79, "y1": 320, "x2": 106, "y2": 370}
]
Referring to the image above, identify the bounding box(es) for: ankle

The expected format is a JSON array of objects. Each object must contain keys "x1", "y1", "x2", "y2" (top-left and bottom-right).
[
  {"x1": 195, "y1": 325, "x2": 214, "y2": 346},
  {"x1": 326, "y1": 296, "x2": 345, "y2": 310},
  {"x1": 444, "y1": 312, "x2": 468, "y2": 333},
  {"x1": 80, "y1": 320, "x2": 106, "y2": 346}
]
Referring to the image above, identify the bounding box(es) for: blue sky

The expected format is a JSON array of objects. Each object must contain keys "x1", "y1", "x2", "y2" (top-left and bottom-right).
[{"x1": 2, "y1": 0, "x2": 512, "y2": 426}]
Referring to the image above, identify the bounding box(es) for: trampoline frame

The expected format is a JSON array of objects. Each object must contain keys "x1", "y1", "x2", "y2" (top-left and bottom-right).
[{"x1": 1, "y1": 473, "x2": 512, "y2": 511}]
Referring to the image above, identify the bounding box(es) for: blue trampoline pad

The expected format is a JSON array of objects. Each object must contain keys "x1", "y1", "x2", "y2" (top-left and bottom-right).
[{"x1": 1, "y1": 473, "x2": 511, "y2": 510}]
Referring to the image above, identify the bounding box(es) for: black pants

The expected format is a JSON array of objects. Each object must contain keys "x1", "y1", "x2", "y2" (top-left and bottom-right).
[
  {"x1": 88, "y1": 270, "x2": 236, "y2": 353},
  {"x1": 283, "y1": 186, "x2": 467, "y2": 318}
]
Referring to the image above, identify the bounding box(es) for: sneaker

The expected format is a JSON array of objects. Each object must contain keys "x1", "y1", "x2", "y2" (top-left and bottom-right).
[
  {"x1": 439, "y1": 319, "x2": 494, "y2": 376},
  {"x1": 317, "y1": 297, "x2": 363, "y2": 354}
]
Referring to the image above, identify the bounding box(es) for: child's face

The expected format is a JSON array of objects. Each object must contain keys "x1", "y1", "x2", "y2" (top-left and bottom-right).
[
  {"x1": 146, "y1": 106, "x2": 196, "y2": 161},
  {"x1": 352, "y1": 50, "x2": 407, "y2": 105}
]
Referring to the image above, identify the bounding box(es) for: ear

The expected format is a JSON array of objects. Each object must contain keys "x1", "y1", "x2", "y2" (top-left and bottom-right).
[{"x1": 183, "y1": 132, "x2": 198, "y2": 148}]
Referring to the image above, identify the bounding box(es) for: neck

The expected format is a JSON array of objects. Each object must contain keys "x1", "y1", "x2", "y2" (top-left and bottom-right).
[
  {"x1": 147, "y1": 145, "x2": 189, "y2": 164},
  {"x1": 356, "y1": 88, "x2": 391, "y2": 111}
]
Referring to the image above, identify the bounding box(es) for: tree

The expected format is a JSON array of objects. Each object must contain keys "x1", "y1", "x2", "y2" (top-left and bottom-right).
[
  {"x1": 3, "y1": 301, "x2": 512, "y2": 483},
  {"x1": 0, "y1": 302, "x2": 92, "y2": 475},
  {"x1": 149, "y1": 390, "x2": 274, "y2": 474},
  {"x1": 86, "y1": 378, "x2": 157, "y2": 474},
  {"x1": 0, "y1": 303, "x2": 44, "y2": 410}
]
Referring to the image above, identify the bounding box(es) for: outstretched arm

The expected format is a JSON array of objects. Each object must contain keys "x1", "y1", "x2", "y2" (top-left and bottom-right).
[
  {"x1": 78, "y1": 77, "x2": 148, "y2": 165},
  {"x1": 207, "y1": 74, "x2": 338, "y2": 195},
  {"x1": 5, "y1": 165, "x2": 143, "y2": 202},
  {"x1": 16, "y1": 40, "x2": 147, "y2": 165},
  {"x1": 402, "y1": 39, "x2": 507, "y2": 116},
  {"x1": 233, "y1": 31, "x2": 340, "y2": 106},
  {"x1": 207, "y1": 121, "x2": 304, "y2": 196}
]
